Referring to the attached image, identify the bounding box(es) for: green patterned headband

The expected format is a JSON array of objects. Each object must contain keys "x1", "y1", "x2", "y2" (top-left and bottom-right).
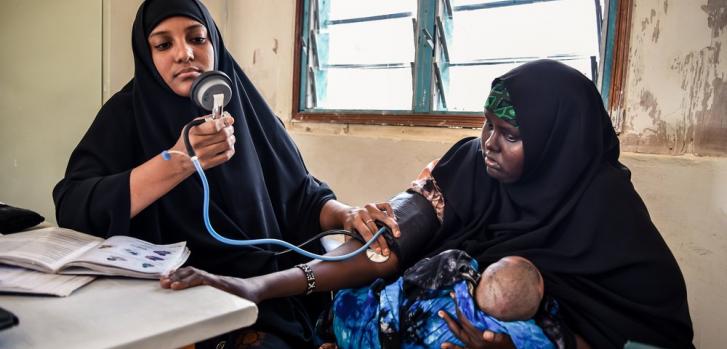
[{"x1": 484, "y1": 81, "x2": 518, "y2": 128}]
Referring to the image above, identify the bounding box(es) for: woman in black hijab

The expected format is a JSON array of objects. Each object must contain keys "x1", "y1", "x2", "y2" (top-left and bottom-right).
[
  {"x1": 165, "y1": 60, "x2": 693, "y2": 348},
  {"x1": 53, "y1": 0, "x2": 398, "y2": 347},
  {"x1": 427, "y1": 60, "x2": 694, "y2": 348}
]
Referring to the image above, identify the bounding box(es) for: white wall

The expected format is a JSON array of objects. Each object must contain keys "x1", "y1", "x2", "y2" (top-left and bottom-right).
[{"x1": 0, "y1": 0, "x2": 102, "y2": 222}]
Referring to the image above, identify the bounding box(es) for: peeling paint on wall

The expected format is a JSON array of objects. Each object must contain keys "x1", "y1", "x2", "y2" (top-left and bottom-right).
[
  {"x1": 640, "y1": 8, "x2": 661, "y2": 43},
  {"x1": 637, "y1": 90, "x2": 668, "y2": 149},
  {"x1": 641, "y1": 8, "x2": 655, "y2": 32},
  {"x1": 695, "y1": 75, "x2": 727, "y2": 153},
  {"x1": 672, "y1": 8, "x2": 726, "y2": 156},
  {"x1": 702, "y1": 0, "x2": 727, "y2": 38},
  {"x1": 620, "y1": 0, "x2": 727, "y2": 156}
]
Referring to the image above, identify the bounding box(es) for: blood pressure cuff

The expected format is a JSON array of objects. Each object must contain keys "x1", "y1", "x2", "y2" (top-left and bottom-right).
[
  {"x1": 384, "y1": 190, "x2": 441, "y2": 271},
  {"x1": 0, "y1": 203, "x2": 44, "y2": 234}
]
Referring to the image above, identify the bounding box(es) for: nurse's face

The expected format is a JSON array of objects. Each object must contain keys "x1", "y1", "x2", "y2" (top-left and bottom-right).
[
  {"x1": 148, "y1": 16, "x2": 214, "y2": 97},
  {"x1": 480, "y1": 110, "x2": 524, "y2": 183}
]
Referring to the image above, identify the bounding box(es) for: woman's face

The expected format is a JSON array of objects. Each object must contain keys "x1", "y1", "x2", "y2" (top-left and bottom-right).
[
  {"x1": 480, "y1": 111, "x2": 524, "y2": 183},
  {"x1": 148, "y1": 16, "x2": 214, "y2": 97}
]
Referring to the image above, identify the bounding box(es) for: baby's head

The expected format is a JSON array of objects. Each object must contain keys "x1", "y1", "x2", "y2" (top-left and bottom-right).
[{"x1": 474, "y1": 256, "x2": 544, "y2": 321}]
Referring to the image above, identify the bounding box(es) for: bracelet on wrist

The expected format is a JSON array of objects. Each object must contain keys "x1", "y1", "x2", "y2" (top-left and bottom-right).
[{"x1": 295, "y1": 263, "x2": 316, "y2": 295}]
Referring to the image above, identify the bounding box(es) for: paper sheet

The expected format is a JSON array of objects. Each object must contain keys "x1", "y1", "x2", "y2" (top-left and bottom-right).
[{"x1": 0, "y1": 265, "x2": 95, "y2": 297}]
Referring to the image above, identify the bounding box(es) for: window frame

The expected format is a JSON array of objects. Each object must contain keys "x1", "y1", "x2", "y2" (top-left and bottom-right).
[
  {"x1": 291, "y1": 0, "x2": 628, "y2": 129},
  {"x1": 598, "y1": 0, "x2": 632, "y2": 133}
]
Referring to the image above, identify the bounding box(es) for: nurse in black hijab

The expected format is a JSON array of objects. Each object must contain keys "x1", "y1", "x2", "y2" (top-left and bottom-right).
[
  {"x1": 164, "y1": 60, "x2": 694, "y2": 349},
  {"x1": 53, "y1": 0, "x2": 398, "y2": 347}
]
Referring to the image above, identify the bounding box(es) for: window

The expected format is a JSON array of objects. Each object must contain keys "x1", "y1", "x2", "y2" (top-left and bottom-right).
[{"x1": 294, "y1": 0, "x2": 605, "y2": 127}]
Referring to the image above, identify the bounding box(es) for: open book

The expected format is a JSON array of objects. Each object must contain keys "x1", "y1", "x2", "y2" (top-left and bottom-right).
[{"x1": 0, "y1": 227, "x2": 190, "y2": 279}]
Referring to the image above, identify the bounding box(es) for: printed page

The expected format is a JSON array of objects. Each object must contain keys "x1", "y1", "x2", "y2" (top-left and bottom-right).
[
  {"x1": 0, "y1": 265, "x2": 95, "y2": 297},
  {"x1": 0, "y1": 227, "x2": 102, "y2": 272},
  {"x1": 63, "y1": 235, "x2": 189, "y2": 277}
]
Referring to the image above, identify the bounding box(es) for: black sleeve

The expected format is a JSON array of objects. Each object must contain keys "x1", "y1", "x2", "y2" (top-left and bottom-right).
[
  {"x1": 283, "y1": 174, "x2": 336, "y2": 245},
  {"x1": 534, "y1": 296, "x2": 578, "y2": 349},
  {"x1": 52, "y1": 92, "x2": 136, "y2": 238}
]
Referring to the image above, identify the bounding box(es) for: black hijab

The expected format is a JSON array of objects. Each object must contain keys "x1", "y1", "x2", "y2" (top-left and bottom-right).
[
  {"x1": 54, "y1": 0, "x2": 334, "y2": 343},
  {"x1": 428, "y1": 60, "x2": 693, "y2": 348}
]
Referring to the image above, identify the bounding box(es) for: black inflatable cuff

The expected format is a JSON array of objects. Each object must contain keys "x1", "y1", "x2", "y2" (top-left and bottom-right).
[{"x1": 385, "y1": 190, "x2": 440, "y2": 270}]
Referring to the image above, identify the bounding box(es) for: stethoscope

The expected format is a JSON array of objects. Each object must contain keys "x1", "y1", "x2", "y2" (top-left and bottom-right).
[{"x1": 162, "y1": 71, "x2": 389, "y2": 262}]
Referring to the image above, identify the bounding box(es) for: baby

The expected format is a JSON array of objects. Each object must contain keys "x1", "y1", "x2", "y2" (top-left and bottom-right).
[
  {"x1": 474, "y1": 255, "x2": 544, "y2": 322},
  {"x1": 328, "y1": 250, "x2": 553, "y2": 349}
]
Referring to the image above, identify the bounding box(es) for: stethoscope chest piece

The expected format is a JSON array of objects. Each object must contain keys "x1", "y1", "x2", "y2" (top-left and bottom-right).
[{"x1": 366, "y1": 249, "x2": 390, "y2": 263}]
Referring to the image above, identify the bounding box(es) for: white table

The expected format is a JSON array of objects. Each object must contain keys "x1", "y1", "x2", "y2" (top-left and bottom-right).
[{"x1": 0, "y1": 278, "x2": 258, "y2": 349}]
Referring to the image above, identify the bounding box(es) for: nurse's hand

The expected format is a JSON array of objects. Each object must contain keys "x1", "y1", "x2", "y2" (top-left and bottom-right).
[
  {"x1": 170, "y1": 112, "x2": 236, "y2": 171},
  {"x1": 342, "y1": 202, "x2": 400, "y2": 257}
]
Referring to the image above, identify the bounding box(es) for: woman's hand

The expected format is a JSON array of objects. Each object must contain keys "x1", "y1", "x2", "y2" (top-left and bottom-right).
[
  {"x1": 341, "y1": 202, "x2": 400, "y2": 257},
  {"x1": 170, "y1": 112, "x2": 236, "y2": 171},
  {"x1": 439, "y1": 293, "x2": 515, "y2": 349},
  {"x1": 160, "y1": 266, "x2": 262, "y2": 303}
]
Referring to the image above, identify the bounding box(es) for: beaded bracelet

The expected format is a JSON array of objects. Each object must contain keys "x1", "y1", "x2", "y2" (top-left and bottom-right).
[{"x1": 296, "y1": 263, "x2": 316, "y2": 295}]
